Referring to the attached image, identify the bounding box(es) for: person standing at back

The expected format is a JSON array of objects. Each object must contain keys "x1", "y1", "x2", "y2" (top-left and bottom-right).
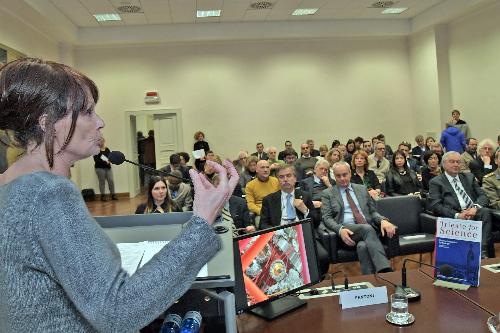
[{"x1": 93, "y1": 137, "x2": 117, "y2": 201}]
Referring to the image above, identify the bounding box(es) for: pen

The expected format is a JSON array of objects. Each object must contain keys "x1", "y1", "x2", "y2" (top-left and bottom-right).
[{"x1": 195, "y1": 275, "x2": 230, "y2": 281}]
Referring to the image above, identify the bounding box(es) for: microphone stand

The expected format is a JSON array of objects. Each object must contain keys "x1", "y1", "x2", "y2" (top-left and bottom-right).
[{"x1": 119, "y1": 157, "x2": 190, "y2": 182}]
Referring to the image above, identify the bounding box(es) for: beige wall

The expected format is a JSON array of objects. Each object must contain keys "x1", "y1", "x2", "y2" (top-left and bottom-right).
[
  {"x1": 448, "y1": 2, "x2": 500, "y2": 141},
  {"x1": 75, "y1": 37, "x2": 414, "y2": 192}
]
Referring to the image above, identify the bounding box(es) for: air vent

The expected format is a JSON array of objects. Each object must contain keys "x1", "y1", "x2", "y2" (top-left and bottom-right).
[
  {"x1": 249, "y1": 1, "x2": 274, "y2": 10},
  {"x1": 369, "y1": 1, "x2": 397, "y2": 8},
  {"x1": 116, "y1": 5, "x2": 142, "y2": 13}
]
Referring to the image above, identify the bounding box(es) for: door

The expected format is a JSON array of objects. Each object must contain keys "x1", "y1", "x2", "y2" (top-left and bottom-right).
[{"x1": 153, "y1": 113, "x2": 179, "y2": 169}]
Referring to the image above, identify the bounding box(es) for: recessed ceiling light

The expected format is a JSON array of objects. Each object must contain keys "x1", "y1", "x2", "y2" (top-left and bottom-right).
[
  {"x1": 197, "y1": 10, "x2": 222, "y2": 18},
  {"x1": 381, "y1": 7, "x2": 408, "y2": 14},
  {"x1": 93, "y1": 13, "x2": 121, "y2": 22}
]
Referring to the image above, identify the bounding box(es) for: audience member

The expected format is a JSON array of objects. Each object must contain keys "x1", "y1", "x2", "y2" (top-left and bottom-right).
[
  {"x1": 377, "y1": 133, "x2": 393, "y2": 160},
  {"x1": 178, "y1": 152, "x2": 192, "y2": 170},
  {"x1": 338, "y1": 144, "x2": 347, "y2": 162},
  {"x1": 425, "y1": 136, "x2": 436, "y2": 150},
  {"x1": 302, "y1": 160, "x2": 334, "y2": 210},
  {"x1": 351, "y1": 150, "x2": 381, "y2": 200},
  {"x1": 244, "y1": 160, "x2": 280, "y2": 219},
  {"x1": 440, "y1": 124, "x2": 466, "y2": 153},
  {"x1": 321, "y1": 162, "x2": 396, "y2": 274},
  {"x1": 354, "y1": 136, "x2": 364, "y2": 150},
  {"x1": 159, "y1": 153, "x2": 190, "y2": 181},
  {"x1": 420, "y1": 150, "x2": 442, "y2": 193},
  {"x1": 362, "y1": 140, "x2": 373, "y2": 155},
  {"x1": 331, "y1": 139, "x2": 341, "y2": 148},
  {"x1": 212, "y1": 174, "x2": 255, "y2": 236},
  {"x1": 259, "y1": 164, "x2": 330, "y2": 277},
  {"x1": 239, "y1": 155, "x2": 258, "y2": 189},
  {"x1": 346, "y1": 139, "x2": 356, "y2": 159},
  {"x1": 411, "y1": 134, "x2": 426, "y2": 165},
  {"x1": 307, "y1": 139, "x2": 320, "y2": 157},
  {"x1": 385, "y1": 149, "x2": 421, "y2": 197},
  {"x1": 93, "y1": 138, "x2": 117, "y2": 201},
  {"x1": 325, "y1": 148, "x2": 342, "y2": 180},
  {"x1": 446, "y1": 109, "x2": 470, "y2": 138},
  {"x1": 193, "y1": 130, "x2": 210, "y2": 153},
  {"x1": 469, "y1": 139, "x2": 497, "y2": 186},
  {"x1": 167, "y1": 170, "x2": 193, "y2": 212},
  {"x1": 136, "y1": 176, "x2": 182, "y2": 214},
  {"x1": 203, "y1": 154, "x2": 222, "y2": 183},
  {"x1": 295, "y1": 143, "x2": 318, "y2": 180},
  {"x1": 319, "y1": 144, "x2": 329, "y2": 158},
  {"x1": 482, "y1": 150, "x2": 500, "y2": 210},
  {"x1": 233, "y1": 150, "x2": 248, "y2": 175},
  {"x1": 431, "y1": 142, "x2": 444, "y2": 158},
  {"x1": 428, "y1": 152, "x2": 493, "y2": 258},
  {"x1": 368, "y1": 142, "x2": 390, "y2": 183},
  {"x1": 251, "y1": 142, "x2": 268, "y2": 160},
  {"x1": 398, "y1": 142, "x2": 419, "y2": 172},
  {"x1": 460, "y1": 137, "x2": 478, "y2": 172},
  {"x1": 267, "y1": 146, "x2": 284, "y2": 176},
  {"x1": 371, "y1": 137, "x2": 380, "y2": 149},
  {"x1": 278, "y1": 140, "x2": 297, "y2": 160},
  {"x1": 283, "y1": 148, "x2": 298, "y2": 165}
]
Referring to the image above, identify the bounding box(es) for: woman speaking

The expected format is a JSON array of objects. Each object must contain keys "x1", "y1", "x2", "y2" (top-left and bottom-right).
[{"x1": 0, "y1": 58, "x2": 238, "y2": 332}]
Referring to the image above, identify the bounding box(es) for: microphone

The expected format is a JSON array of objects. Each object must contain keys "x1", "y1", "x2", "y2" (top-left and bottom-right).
[
  {"x1": 399, "y1": 258, "x2": 455, "y2": 302},
  {"x1": 108, "y1": 151, "x2": 189, "y2": 182}
]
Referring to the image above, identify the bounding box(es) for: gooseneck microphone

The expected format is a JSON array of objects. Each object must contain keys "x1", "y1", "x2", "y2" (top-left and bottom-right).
[
  {"x1": 108, "y1": 151, "x2": 189, "y2": 182},
  {"x1": 400, "y1": 258, "x2": 455, "y2": 302}
]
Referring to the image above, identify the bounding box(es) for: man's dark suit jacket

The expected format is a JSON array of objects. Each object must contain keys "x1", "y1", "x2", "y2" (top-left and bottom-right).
[
  {"x1": 228, "y1": 196, "x2": 253, "y2": 229},
  {"x1": 428, "y1": 172, "x2": 489, "y2": 218},
  {"x1": 251, "y1": 151, "x2": 268, "y2": 160},
  {"x1": 259, "y1": 189, "x2": 318, "y2": 230},
  {"x1": 411, "y1": 146, "x2": 426, "y2": 165},
  {"x1": 301, "y1": 176, "x2": 335, "y2": 201},
  {"x1": 320, "y1": 183, "x2": 385, "y2": 235}
]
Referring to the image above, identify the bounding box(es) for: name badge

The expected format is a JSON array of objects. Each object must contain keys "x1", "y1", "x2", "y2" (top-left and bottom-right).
[{"x1": 339, "y1": 286, "x2": 388, "y2": 309}]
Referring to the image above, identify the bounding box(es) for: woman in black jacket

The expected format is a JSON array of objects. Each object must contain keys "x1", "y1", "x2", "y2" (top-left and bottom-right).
[
  {"x1": 385, "y1": 149, "x2": 422, "y2": 196},
  {"x1": 350, "y1": 150, "x2": 381, "y2": 199}
]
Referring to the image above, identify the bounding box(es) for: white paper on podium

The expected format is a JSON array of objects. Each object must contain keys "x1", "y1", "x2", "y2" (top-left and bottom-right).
[{"x1": 118, "y1": 241, "x2": 208, "y2": 277}]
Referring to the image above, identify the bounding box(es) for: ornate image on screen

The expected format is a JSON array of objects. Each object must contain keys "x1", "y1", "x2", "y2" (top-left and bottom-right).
[{"x1": 237, "y1": 224, "x2": 311, "y2": 306}]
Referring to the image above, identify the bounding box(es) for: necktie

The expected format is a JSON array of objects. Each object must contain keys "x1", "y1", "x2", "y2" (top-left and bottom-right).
[
  {"x1": 286, "y1": 194, "x2": 296, "y2": 221},
  {"x1": 377, "y1": 159, "x2": 381, "y2": 168},
  {"x1": 345, "y1": 188, "x2": 366, "y2": 224},
  {"x1": 453, "y1": 178, "x2": 473, "y2": 209}
]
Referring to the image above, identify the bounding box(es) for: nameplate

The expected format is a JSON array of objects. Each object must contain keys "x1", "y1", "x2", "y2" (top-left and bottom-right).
[{"x1": 339, "y1": 286, "x2": 388, "y2": 309}]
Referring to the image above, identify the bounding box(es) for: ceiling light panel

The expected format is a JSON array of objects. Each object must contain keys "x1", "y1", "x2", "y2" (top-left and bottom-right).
[
  {"x1": 292, "y1": 8, "x2": 319, "y2": 16},
  {"x1": 381, "y1": 7, "x2": 408, "y2": 14},
  {"x1": 197, "y1": 10, "x2": 222, "y2": 18},
  {"x1": 93, "y1": 13, "x2": 121, "y2": 21}
]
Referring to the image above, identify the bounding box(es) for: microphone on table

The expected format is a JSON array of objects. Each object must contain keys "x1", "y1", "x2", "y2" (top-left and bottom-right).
[
  {"x1": 399, "y1": 258, "x2": 455, "y2": 302},
  {"x1": 330, "y1": 270, "x2": 349, "y2": 292},
  {"x1": 108, "y1": 151, "x2": 189, "y2": 182}
]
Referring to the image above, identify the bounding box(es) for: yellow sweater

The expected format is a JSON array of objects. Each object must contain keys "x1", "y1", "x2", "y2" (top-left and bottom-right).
[{"x1": 245, "y1": 176, "x2": 280, "y2": 215}]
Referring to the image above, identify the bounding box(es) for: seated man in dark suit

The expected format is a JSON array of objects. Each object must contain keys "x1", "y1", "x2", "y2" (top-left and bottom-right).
[
  {"x1": 301, "y1": 160, "x2": 334, "y2": 211},
  {"x1": 321, "y1": 162, "x2": 396, "y2": 275},
  {"x1": 159, "y1": 153, "x2": 190, "y2": 182},
  {"x1": 398, "y1": 142, "x2": 420, "y2": 172},
  {"x1": 429, "y1": 151, "x2": 493, "y2": 258},
  {"x1": 278, "y1": 140, "x2": 298, "y2": 161},
  {"x1": 259, "y1": 164, "x2": 329, "y2": 277},
  {"x1": 251, "y1": 142, "x2": 268, "y2": 160},
  {"x1": 213, "y1": 174, "x2": 255, "y2": 236}
]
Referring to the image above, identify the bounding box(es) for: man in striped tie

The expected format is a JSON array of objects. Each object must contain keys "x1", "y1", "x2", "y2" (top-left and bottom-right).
[{"x1": 429, "y1": 151, "x2": 493, "y2": 259}]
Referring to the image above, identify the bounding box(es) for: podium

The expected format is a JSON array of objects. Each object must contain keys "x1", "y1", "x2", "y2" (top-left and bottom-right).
[{"x1": 95, "y1": 212, "x2": 237, "y2": 333}]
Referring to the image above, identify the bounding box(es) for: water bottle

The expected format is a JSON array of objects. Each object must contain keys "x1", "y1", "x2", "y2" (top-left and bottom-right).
[
  {"x1": 179, "y1": 311, "x2": 202, "y2": 333},
  {"x1": 160, "y1": 313, "x2": 182, "y2": 333}
]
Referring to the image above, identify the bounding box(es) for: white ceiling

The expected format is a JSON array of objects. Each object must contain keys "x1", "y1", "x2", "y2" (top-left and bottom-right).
[
  {"x1": 0, "y1": 0, "x2": 495, "y2": 46},
  {"x1": 41, "y1": 0, "x2": 447, "y2": 26}
]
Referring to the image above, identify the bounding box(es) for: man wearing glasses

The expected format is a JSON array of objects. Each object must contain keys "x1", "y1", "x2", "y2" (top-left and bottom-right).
[{"x1": 368, "y1": 142, "x2": 390, "y2": 183}]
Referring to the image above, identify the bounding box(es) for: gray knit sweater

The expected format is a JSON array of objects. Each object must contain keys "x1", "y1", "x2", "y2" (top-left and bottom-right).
[{"x1": 0, "y1": 172, "x2": 221, "y2": 332}]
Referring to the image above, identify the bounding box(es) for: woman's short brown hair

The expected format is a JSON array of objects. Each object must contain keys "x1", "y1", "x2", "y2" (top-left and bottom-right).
[{"x1": 0, "y1": 58, "x2": 98, "y2": 168}]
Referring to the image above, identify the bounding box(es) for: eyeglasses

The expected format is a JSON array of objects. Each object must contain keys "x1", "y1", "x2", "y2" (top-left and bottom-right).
[{"x1": 377, "y1": 148, "x2": 386, "y2": 151}]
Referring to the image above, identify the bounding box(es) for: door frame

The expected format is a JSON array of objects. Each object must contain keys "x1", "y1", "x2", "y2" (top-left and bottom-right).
[{"x1": 124, "y1": 108, "x2": 183, "y2": 197}]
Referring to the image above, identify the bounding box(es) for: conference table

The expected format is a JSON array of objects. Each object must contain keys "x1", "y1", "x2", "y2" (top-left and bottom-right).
[{"x1": 236, "y1": 265, "x2": 498, "y2": 333}]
